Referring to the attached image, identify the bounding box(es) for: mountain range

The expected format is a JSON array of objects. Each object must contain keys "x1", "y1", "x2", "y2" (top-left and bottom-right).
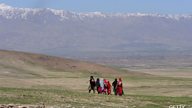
[{"x1": 1, "y1": 3, "x2": 192, "y2": 60}]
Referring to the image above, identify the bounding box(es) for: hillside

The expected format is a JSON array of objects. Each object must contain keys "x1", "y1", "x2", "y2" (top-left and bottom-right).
[
  {"x1": 0, "y1": 50, "x2": 129, "y2": 79},
  {"x1": 0, "y1": 50, "x2": 192, "y2": 107}
]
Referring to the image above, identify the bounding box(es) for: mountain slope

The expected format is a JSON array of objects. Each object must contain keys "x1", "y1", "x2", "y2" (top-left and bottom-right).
[
  {"x1": 0, "y1": 4, "x2": 192, "y2": 59},
  {"x1": 0, "y1": 50, "x2": 127, "y2": 78}
]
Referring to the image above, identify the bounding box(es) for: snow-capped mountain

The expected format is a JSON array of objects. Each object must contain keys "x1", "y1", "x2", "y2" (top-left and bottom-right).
[
  {"x1": 1, "y1": 3, "x2": 192, "y2": 20},
  {"x1": 0, "y1": 3, "x2": 192, "y2": 58}
]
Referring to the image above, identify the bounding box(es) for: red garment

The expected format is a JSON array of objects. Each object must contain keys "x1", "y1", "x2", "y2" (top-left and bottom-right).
[
  {"x1": 103, "y1": 79, "x2": 108, "y2": 94},
  {"x1": 117, "y1": 78, "x2": 123, "y2": 96},
  {"x1": 107, "y1": 81, "x2": 111, "y2": 95},
  {"x1": 104, "y1": 79, "x2": 107, "y2": 84},
  {"x1": 97, "y1": 86, "x2": 102, "y2": 93}
]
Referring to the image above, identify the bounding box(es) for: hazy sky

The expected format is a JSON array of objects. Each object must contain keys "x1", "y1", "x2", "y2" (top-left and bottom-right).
[{"x1": 0, "y1": 0, "x2": 192, "y2": 14}]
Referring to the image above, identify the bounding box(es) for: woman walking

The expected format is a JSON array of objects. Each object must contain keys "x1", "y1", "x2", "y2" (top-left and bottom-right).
[{"x1": 116, "y1": 78, "x2": 123, "y2": 96}]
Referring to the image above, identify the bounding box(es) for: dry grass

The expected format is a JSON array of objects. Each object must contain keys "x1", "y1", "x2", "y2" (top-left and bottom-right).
[{"x1": 0, "y1": 50, "x2": 192, "y2": 107}]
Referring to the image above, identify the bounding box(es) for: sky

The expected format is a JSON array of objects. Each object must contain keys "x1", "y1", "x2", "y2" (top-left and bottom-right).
[{"x1": 0, "y1": 0, "x2": 192, "y2": 14}]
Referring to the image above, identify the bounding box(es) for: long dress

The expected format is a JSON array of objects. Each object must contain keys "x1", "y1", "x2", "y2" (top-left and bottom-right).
[
  {"x1": 96, "y1": 80, "x2": 101, "y2": 93},
  {"x1": 117, "y1": 80, "x2": 123, "y2": 96},
  {"x1": 107, "y1": 81, "x2": 111, "y2": 95},
  {"x1": 103, "y1": 79, "x2": 108, "y2": 94},
  {"x1": 112, "y1": 80, "x2": 117, "y2": 95},
  {"x1": 99, "y1": 78, "x2": 104, "y2": 92}
]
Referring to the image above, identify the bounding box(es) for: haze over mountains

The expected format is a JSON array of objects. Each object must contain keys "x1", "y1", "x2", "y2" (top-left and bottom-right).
[{"x1": 1, "y1": 3, "x2": 192, "y2": 64}]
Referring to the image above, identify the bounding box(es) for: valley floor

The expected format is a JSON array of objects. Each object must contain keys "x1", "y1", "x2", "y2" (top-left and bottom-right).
[{"x1": 0, "y1": 70, "x2": 192, "y2": 108}]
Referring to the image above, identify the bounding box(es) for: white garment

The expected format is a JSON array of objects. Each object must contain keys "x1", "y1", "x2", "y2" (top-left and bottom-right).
[{"x1": 99, "y1": 78, "x2": 104, "y2": 90}]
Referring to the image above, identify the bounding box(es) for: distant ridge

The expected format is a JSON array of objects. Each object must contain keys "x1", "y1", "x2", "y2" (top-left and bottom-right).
[
  {"x1": 0, "y1": 3, "x2": 192, "y2": 61},
  {"x1": 0, "y1": 3, "x2": 191, "y2": 20}
]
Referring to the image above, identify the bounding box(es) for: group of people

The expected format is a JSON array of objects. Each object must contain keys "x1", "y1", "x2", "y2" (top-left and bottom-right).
[{"x1": 88, "y1": 76, "x2": 124, "y2": 96}]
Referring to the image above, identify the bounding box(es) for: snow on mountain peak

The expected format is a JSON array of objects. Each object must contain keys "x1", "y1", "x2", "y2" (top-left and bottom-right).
[
  {"x1": 0, "y1": 3, "x2": 12, "y2": 9},
  {"x1": 0, "y1": 3, "x2": 192, "y2": 21}
]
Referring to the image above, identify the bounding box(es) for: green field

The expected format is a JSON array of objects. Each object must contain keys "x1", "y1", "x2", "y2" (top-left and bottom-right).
[
  {"x1": 0, "y1": 87, "x2": 191, "y2": 108},
  {"x1": 0, "y1": 50, "x2": 192, "y2": 108}
]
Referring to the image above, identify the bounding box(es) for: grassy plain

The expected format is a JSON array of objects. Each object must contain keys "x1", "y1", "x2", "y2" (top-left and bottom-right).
[{"x1": 0, "y1": 50, "x2": 192, "y2": 108}]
